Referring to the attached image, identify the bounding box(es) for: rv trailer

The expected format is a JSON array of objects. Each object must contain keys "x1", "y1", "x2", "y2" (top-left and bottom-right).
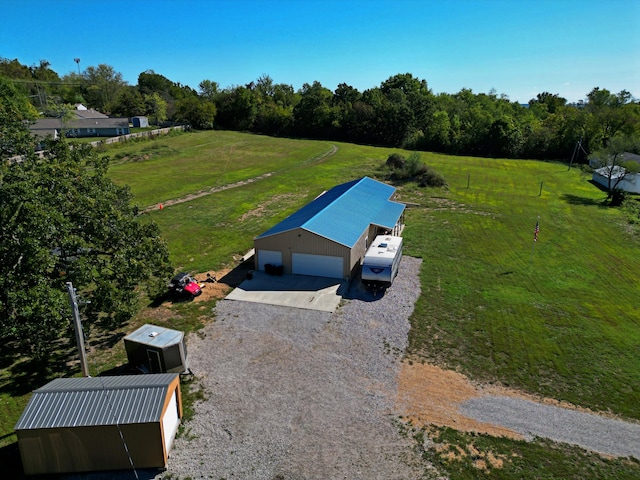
[{"x1": 361, "y1": 235, "x2": 403, "y2": 286}]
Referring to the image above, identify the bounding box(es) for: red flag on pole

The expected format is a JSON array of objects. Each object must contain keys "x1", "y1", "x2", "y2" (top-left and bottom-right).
[{"x1": 534, "y1": 219, "x2": 540, "y2": 242}]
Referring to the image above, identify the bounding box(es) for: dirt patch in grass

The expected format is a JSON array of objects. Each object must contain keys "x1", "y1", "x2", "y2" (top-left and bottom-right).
[
  {"x1": 139, "y1": 268, "x2": 237, "y2": 324},
  {"x1": 192, "y1": 270, "x2": 234, "y2": 302},
  {"x1": 397, "y1": 361, "x2": 615, "y2": 442},
  {"x1": 431, "y1": 440, "x2": 510, "y2": 471},
  {"x1": 397, "y1": 361, "x2": 539, "y2": 439},
  {"x1": 397, "y1": 361, "x2": 523, "y2": 439},
  {"x1": 239, "y1": 193, "x2": 302, "y2": 222}
]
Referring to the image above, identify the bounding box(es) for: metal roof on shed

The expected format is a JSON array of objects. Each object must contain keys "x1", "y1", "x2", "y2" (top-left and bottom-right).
[
  {"x1": 14, "y1": 373, "x2": 178, "y2": 430},
  {"x1": 124, "y1": 323, "x2": 184, "y2": 348},
  {"x1": 256, "y1": 177, "x2": 405, "y2": 247}
]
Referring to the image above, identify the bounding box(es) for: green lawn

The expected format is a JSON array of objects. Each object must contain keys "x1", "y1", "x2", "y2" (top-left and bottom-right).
[
  {"x1": 107, "y1": 130, "x2": 338, "y2": 208},
  {"x1": 400, "y1": 156, "x2": 640, "y2": 419},
  {"x1": 108, "y1": 131, "x2": 640, "y2": 420},
  {"x1": 2, "y1": 130, "x2": 639, "y2": 478}
]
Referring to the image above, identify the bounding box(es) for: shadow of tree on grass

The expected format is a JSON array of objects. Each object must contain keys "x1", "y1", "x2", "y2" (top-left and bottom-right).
[
  {"x1": 561, "y1": 193, "x2": 607, "y2": 207},
  {"x1": 0, "y1": 347, "x2": 76, "y2": 398}
]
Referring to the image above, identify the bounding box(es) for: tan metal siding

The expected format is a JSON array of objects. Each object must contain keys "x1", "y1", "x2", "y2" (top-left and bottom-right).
[
  {"x1": 255, "y1": 228, "x2": 353, "y2": 277},
  {"x1": 18, "y1": 423, "x2": 165, "y2": 475},
  {"x1": 350, "y1": 230, "x2": 370, "y2": 275}
]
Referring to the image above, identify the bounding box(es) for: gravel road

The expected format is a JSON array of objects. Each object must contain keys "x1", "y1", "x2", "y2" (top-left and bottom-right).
[
  {"x1": 461, "y1": 396, "x2": 640, "y2": 459},
  {"x1": 162, "y1": 256, "x2": 436, "y2": 479}
]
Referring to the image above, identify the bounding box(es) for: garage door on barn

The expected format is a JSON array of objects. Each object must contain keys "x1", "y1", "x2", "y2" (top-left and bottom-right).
[
  {"x1": 292, "y1": 253, "x2": 343, "y2": 279},
  {"x1": 257, "y1": 250, "x2": 283, "y2": 270}
]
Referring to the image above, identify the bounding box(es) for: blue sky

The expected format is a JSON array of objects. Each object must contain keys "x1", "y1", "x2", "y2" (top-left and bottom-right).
[{"x1": 1, "y1": 0, "x2": 638, "y2": 103}]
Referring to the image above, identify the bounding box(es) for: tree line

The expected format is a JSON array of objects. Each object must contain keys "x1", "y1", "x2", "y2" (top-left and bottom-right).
[{"x1": 2, "y1": 57, "x2": 639, "y2": 162}]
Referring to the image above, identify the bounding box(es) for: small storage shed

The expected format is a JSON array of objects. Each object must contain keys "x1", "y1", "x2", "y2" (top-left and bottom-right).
[
  {"x1": 124, "y1": 324, "x2": 188, "y2": 374},
  {"x1": 132, "y1": 116, "x2": 149, "y2": 128},
  {"x1": 254, "y1": 177, "x2": 405, "y2": 280},
  {"x1": 15, "y1": 374, "x2": 182, "y2": 475}
]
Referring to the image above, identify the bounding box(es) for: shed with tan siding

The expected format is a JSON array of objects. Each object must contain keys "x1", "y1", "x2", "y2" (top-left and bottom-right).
[{"x1": 15, "y1": 373, "x2": 182, "y2": 475}]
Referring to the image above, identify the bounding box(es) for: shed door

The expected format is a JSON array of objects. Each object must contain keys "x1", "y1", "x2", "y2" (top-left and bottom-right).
[
  {"x1": 257, "y1": 250, "x2": 283, "y2": 270},
  {"x1": 292, "y1": 253, "x2": 343, "y2": 278},
  {"x1": 162, "y1": 390, "x2": 180, "y2": 456},
  {"x1": 147, "y1": 349, "x2": 162, "y2": 373}
]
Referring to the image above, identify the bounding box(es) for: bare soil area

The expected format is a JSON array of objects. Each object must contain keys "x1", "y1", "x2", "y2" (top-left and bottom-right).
[{"x1": 397, "y1": 362, "x2": 523, "y2": 439}]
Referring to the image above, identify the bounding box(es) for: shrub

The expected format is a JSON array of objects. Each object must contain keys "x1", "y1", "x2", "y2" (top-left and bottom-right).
[
  {"x1": 386, "y1": 153, "x2": 405, "y2": 169},
  {"x1": 403, "y1": 152, "x2": 427, "y2": 177},
  {"x1": 384, "y1": 152, "x2": 446, "y2": 187},
  {"x1": 417, "y1": 169, "x2": 447, "y2": 187}
]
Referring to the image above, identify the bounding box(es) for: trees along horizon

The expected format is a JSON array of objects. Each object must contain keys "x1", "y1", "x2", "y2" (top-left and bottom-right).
[{"x1": 2, "y1": 56, "x2": 639, "y2": 160}]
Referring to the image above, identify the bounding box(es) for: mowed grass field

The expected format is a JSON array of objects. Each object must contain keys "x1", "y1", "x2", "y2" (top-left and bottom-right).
[
  {"x1": 107, "y1": 131, "x2": 640, "y2": 420},
  {"x1": 1, "y1": 130, "x2": 639, "y2": 477}
]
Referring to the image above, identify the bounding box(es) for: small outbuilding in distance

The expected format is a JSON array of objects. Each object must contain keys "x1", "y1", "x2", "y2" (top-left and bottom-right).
[
  {"x1": 15, "y1": 373, "x2": 182, "y2": 475},
  {"x1": 132, "y1": 116, "x2": 149, "y2": 128},
  {"x1": 254, "y1": 176, "x2": 405, "y2": 280}
]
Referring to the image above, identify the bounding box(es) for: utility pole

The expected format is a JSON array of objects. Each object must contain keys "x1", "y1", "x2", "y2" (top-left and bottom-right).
[
  {"x1": 66, "y1": 282, "x2": 90, "y2": 377},
  {"x1": 568, "y1": 137, "x2": 582, "y2": 171}
]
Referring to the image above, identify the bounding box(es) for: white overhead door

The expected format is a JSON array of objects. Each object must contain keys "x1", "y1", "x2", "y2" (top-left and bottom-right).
[
  {"x1": 257, "y1": 250, "x2": 283, "y2": 270},
  {"x1": 292, "y1": 253, "x2": 343, "y2": 279},
  {"x1": 162, "y1": 390, "x2": 180, "y2": 455}
]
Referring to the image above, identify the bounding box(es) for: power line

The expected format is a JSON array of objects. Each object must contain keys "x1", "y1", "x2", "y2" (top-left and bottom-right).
[
  {"x1": 5, "y1": 77, "x2": 84, "y2": 86},
  {"x1": 68, "y1": 283, "x2": 140, "y2": 479}
]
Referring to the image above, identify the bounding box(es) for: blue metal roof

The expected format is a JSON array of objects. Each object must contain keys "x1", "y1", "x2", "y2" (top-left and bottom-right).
[
  {"x1": 14, "y1": 374, "x2": 179, "y2": 430},
  {"x1": 256, "y1": 177, "x2": 405, "y2": 247}
]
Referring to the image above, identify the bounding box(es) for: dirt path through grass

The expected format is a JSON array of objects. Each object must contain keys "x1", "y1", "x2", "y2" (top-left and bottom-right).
[
  {"x1": 140, "y1": 144, "x2": 338, "y2": 213},
  {"x1": 140, "y1": 172, "x2": 274, "y2": 213}
]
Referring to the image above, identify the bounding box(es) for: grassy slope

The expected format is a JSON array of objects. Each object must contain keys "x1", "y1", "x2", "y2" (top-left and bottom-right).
[
  {"x1": 110, "y1": 132, "x2": 639, "y2": 419},
  {"x1": 2, "y1": 131, "x2": 639, "y2": 477},
  {"x1": 401, "y1": 155, "x2": 640, "y2": 419},
  {"x1": 106, "y1": 130, "x2": 338, "y2": 208}
]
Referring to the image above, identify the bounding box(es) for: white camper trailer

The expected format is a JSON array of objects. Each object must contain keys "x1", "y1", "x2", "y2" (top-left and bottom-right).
[{"x1": 361, "y1": 235, "x2": 403, "y2": 286}]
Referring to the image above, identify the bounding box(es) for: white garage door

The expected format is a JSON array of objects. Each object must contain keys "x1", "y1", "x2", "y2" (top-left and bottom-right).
[
  {"x1": 162, "y1": 390, "x2": 180, "y2": 455},
  {"x1": 257, "y1": 250, "x2": 283, "y2": 270},
  {"x1": 292, "y1": 253, "x2": 343, "y2": 279}
]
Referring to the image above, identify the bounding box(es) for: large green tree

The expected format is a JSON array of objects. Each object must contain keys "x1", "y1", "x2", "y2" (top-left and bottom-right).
[
  {"x1": 0, "y1": 75, "x2": 38, "y2": 158},
  {"x1": 0, "y1": 131, "x2": 172, "y2": 360},
  {"x1": 175, "y1": 96, "x2": 216, "y2": 129},
  {"x1": 144, "y1": 92, "x2": 168, "y2": 125},
  {"x1": 82, "y1": 64, "x2": 127, "y2": 112},
  {"x1": 588, "y1": 134, "x2": 640, "y2": 204}
]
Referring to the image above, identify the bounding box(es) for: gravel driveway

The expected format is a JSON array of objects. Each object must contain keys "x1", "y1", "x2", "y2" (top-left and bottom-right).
[
  {"x1": 164, "y1": 256, "x2": 435, "y2": 479},
  {"x1": 461, "y1": 396, "x2": 640, "y2": 459},
  {"x1": 60, "y1": 254, "x2": 640, "y2": 480}
]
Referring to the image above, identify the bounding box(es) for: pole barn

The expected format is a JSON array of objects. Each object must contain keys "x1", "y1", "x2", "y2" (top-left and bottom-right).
[{"x1": 254, "y1": 176, "x2": 405, "y2": 280}]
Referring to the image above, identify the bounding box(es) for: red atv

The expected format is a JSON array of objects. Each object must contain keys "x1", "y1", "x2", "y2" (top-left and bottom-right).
[{"x1": 168, "y1": 272, "x2": 202, "y2": 298}]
